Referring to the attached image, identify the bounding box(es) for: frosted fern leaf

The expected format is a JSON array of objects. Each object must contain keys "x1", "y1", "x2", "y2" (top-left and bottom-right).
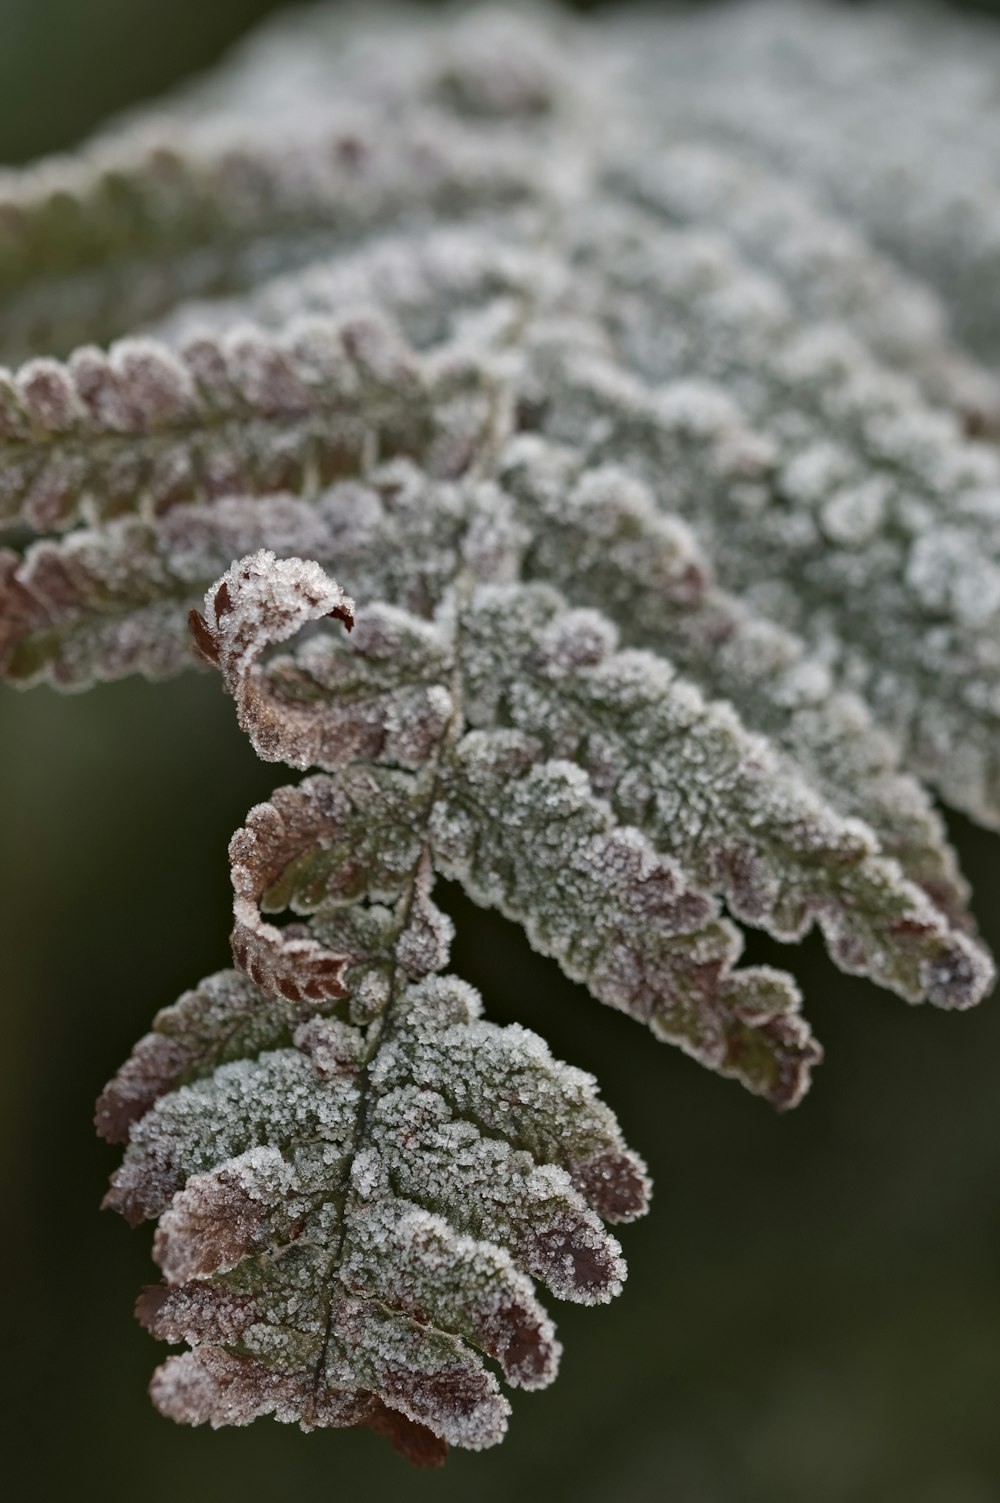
[
  {"x1": 2, "y1": 0, "x2": 999, "y2": 1463},
  {"x1": 96, "y1": 534, "x2": 990, "y2": 1454},
  {"x1": 96, "y1": 556, "x2": 650, "y2": 1461},
  {"x1": 99, "y1": 948, "x2": 644, "y2": 1461}
]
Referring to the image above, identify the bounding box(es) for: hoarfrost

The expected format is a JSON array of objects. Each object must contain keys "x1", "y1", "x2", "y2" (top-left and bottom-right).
[{"x1": 0, "y1": 0, "x2": 989, "y2": 1463}]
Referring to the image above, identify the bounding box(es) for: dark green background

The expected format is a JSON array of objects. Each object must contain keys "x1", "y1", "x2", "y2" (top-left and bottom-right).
[{"x1": 2, "y1": 5, "x2": 1000, "y2": 1501}]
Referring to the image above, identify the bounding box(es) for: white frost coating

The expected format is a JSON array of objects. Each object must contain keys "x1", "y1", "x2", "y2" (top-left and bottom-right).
[
  {"x1": 194, "y1": 549, "x2": 354, "y2": 701},
  {"x1": 155, "y1": 1145, "x2": 298, "y2": 1284},
  {"x1": 607, "y1": 143, "x2": 1000, "y2": 420},
  {"x1": 107, "y1": 862, "x2": 644, "y2": 1456},
  {"x1": 623, "y1": 0, "x2": 1000, "y2": 364},
  {"x1": 0, "y1": 304, "x2": 493, "y2": 533},
  {"x1": 376, "y1": 977, "x2": 650, "y2": 1221},
  {"x1": 433, "y1": 729, "x2": 820, "y2": 1107},
  {"x1": 344, "y1": 1198, "x2": 561, "y2": 1389},
  {"x1": 7, "y1": 0, "x2": 991, "y2": 1461},
  {"x1": 369, "y1": 1082, "x2": 628, "y2": 1305},
  {"x1": 105, "y1": 1047, "x2": 360, "y2": 1225},
  {"x1": 526, "y1": 318, "x2": 1000, "y2": 826},
  {"x1": 456, "y1": 582, "x2": 992, "y2": 1010},
  {"x1": 499, "y1": 438, "x2": 971, "y2": 918}
]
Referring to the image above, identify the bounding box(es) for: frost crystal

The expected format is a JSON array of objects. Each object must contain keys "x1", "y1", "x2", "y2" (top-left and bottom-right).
[{"x1": 3, "y1": 0, "x2": 998, "y2": 1466}]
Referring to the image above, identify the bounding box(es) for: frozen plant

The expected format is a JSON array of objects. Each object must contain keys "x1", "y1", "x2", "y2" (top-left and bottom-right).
[{"x1": 3, "y1": 0, "x2": 1000, "y2": 1465}]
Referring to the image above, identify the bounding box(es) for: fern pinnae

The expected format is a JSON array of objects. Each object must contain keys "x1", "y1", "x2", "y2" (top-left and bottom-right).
[
  {"x1": 4, "y1": 425, "x2": 971, "y2": 942},
  {"x1": 529, "y1": 337, "x2": 1000, "y2": 830},
  {"x1": 0, "y1": 309, "x2": 492, "y2": 532},
  {"x1": 457, "y1": 583, "x2": 989, "y2": 1010},
  {"x1": 629, "y1": 0, "x2": 1000, "y2": 364},
  {"x1": 604, "y1": 145, "x2": 1000, "y2": 433},
  {"x1": 104, "y1": 551, "x2": 646, "y2": 1460},
  {"x1": 3, "y1": 0, "x2": 998, "y2": 1466},
  {"x1": 500, "y1": 437, "x2": 972, "y2": 924},
  {"x1": 147, "y1": 227, "x2": 562, "y2": 357},
  {"x1": 199, "y1": 543, "x2": 989, "y2": 1091},
  {"x1": 0, "y1": 113, "x2": 541, "y2": 366}
]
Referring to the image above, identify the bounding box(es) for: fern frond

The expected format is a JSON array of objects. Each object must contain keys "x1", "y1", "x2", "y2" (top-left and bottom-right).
[
  {"x1": 195, "y1": 549, "x2": 991, "y2": 1096},
  {"x1": 3, "y1": 434, "x2": 972, "y2": 945},
  {"x1": 99, "y1": 561, "x2": 650, "y2": 1455},
  {"x1": 457, "y1": 583, "x2": 988, "y2": 1008},
  {"x1": 0, "y1": 116, "x2": 538, "y2": 364},
  {"x1": 105, "y1": 945, "x2": 640, "y2": 1456},
  {"x1": 182, "y1": 551, "x2": 810, "y2": 1096},
  {"x1": 148, "y1": 226, "x2": 556, "y2": 356},
  {"x1": 607, "y1": 145, "x2": 1000, "y2": 432},
  {"x1": 0, "y1": 310, "x2": 491, "y2": 531},
  {"x1": 531, "y1": 341, "x2": 1000, "y2": 829},
  {"x1": 3, "y1": 0, "x2": 998, "y2": 1464},
  {"x1": 501, "y1": 437, "x2": 971, "y2": 922},
  {"x1": 99, "y1": 539, "x2": 992, "y2": 1456},
  {"x1": 628, "y1": 0, "x2": 1000, "y2": 363}
]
